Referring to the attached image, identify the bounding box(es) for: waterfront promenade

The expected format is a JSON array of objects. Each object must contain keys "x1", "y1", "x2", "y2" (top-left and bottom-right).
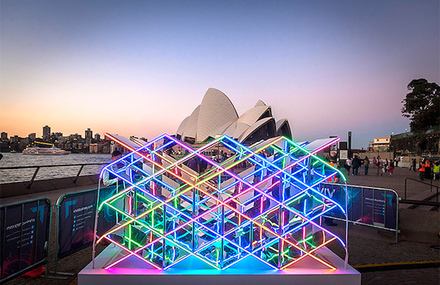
[{"x1": 3, "y1": 166, "x2": 439, "y2": 285}]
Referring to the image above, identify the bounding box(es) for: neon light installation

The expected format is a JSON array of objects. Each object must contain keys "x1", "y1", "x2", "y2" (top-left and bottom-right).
[{"x1": 93, "y1": 134, "x2": 348, "y2": 270}]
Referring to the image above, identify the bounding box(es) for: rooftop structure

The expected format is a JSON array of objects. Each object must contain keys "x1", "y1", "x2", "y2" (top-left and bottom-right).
[{"x1": 368, "y1": 137, "x2": 390, "y2": 151}]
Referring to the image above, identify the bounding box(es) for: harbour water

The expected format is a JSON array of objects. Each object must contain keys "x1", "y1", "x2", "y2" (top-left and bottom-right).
[{"x1": 0, "y1": 152, "x2": 111, "y2": 184}]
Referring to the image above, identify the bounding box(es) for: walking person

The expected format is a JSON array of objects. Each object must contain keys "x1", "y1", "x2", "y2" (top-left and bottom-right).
[
  {"x1": 424, "y1": 159, "x2": 432, "y2": 180},
  {"x1": 352, "y1": 155, "x2": 361, "y2": 176},
  {"x1": 345, "y1": 157, "x2": 352, "y2": 175},
  {"x1": 389, "y1": 159, "x2": 395, "y2": 176},
  {"x1": 364, "y1": 156, "x2": 370, "y2": 175},
  {"x1": 412, "y1": 159, "x2": 417, "y2": 172},
  {"x1": 372, "y1": 157, "x2": 377, "y2": 168},
  {"x1": 384, "y1": 158, "x2": 389, "y2": 172},
  {"x1": 376, "y1": 156, "x2": 381, "y2": 175},
  {"x1": 379, "y1": 157, "x2": 384, "y2": 175},
  {"x1": 419, "y1": 160, "x2": 425, "y2": 181}
]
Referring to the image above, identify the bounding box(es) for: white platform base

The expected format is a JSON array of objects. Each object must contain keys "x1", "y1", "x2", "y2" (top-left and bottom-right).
[{"x1": 79, "y1": 245, "x2": 360, "y2": 285}]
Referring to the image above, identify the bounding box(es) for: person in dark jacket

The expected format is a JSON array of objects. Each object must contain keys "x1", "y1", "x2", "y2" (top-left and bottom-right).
[{"x1": 352, "y1": 155, "x2": 361, "y2": 176}]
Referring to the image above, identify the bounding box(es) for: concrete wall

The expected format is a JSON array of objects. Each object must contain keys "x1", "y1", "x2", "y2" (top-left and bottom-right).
[{"x1": 361, "y1": 151, "x2": 394, "y2": 161}]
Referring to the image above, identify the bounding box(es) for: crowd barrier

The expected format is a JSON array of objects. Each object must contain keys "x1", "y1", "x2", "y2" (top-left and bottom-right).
[
  {"x1": 0, "y1": 186, "x2": 118, "y2": 283},
  {"x1": 56, "y1": 187, "x2": 116, "y2": 260},
  {"x1": 0, "y1": 198, "x2": 51, "y2": 283},
  {"x1": 320, "y1": 183, "x2": 399, "y2": 241}
]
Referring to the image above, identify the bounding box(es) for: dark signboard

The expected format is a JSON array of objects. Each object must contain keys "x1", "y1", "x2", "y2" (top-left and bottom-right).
[
  {"x1": 0, "y1": 199, "x2": 50, "y2": 282},
  {"x1": 57, "y1": 187, "x2": 116, "y2": 259}
]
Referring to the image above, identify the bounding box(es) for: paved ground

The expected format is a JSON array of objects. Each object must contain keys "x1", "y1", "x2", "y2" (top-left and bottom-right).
[{"x1": 4, "y1": 166, "x2": 440, "y2": 285}]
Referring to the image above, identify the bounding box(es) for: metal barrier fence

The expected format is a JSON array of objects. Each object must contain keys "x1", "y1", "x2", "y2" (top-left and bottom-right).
[
  {"x1": 0, "y1": 197, "x2": 51, "y2": 283},
  {"x1": 320, "y1": 183, "x2": 399, "y2": 242},
  {"x1": 53, "y1": 187, "x2": 117, "y2": 273}
]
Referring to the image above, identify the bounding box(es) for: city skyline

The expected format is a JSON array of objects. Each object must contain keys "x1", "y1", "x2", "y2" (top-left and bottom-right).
[
  {"x1": 1, "y1": 1, "x2": 438, "y2": 148},
  {"x1": 1, "y1": 125, "x2": 103, "y2": 140},
  {"x1": 1, "y1": 124, "x2": 114, "y2": 153}
]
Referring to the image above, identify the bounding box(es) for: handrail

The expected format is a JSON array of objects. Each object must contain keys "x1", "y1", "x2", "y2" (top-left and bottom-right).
[
  {"x1": 0, "y1": 163, "x2": 107, "y2": 170},
  {"x1": 0, "y1": 162, "x2": 107, "y2": 189},
  {"x1": 404, "y1": 177, "x2": 439, "y2": 202}
]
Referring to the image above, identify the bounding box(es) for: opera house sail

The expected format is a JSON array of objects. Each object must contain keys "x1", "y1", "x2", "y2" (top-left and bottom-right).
[{"x1": 176, "y1": 88, "x2": 291, "y2": 145}]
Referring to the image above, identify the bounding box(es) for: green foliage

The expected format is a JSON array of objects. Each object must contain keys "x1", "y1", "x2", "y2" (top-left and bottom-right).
[{"x1": 401, "y1": 78, "x2": 439, "y2": 131}]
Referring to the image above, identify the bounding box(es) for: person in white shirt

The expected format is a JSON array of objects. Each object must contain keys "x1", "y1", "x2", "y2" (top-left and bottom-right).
[{"x1": 344, "y1": 158, "x2": 352, "y2": 175}]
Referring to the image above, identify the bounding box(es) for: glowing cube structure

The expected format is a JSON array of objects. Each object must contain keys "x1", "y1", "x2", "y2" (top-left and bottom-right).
[{"x1": 94, "y1": 134, "x2": 347, "y2": 271}]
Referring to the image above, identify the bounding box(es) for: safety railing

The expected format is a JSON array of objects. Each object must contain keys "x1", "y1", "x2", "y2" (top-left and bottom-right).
[
  {"x1": 0, "y1": 163, "x2": 107, "y2": 188},
  {"x1": 403, "y1": 177, "x2": 439, "y2": 208}
]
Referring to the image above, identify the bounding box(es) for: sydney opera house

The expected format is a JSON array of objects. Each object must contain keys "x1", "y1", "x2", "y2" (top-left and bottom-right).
[{"x1": 176, "y1": 88, "x2": 292, "y2": 145}]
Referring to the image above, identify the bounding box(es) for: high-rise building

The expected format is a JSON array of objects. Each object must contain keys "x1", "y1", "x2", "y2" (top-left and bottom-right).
[
  {"x1": 43, "y1": 125, "x2": 51, "y2": 141},
  {"x1": 94, "y1": 133, "x2": 101, "y2": 141},
  {"x1": 85, "y1": 128, "x2": 93, "y2": 139},
  {"x1": 1, "y1": 132, "x2": 7, "y2": 140},
  {"x1": 28, "y1": 133, "x2": 36, "y2": 140}
]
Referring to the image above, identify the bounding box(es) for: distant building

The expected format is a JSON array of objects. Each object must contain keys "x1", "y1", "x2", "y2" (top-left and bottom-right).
[
  {"x1": 100, "y1": 140, "x2": 111, "y2": 153},
  {"x1": 1, "y1": 132, "x2": 8, "y2": 140},
  {"x1": 28, "y1": 133, "x2": 36, "y2": 141},
  {"x1": 368, "y1": 137, "x2": 390, "y2": 151},
  {"x1": 84, "y1": 128, "x2": 93, "y2": 147},
  {"x1": 69, "y1": 133, "x2": 81, "y2": 141},
  {"x1": 20, "y1": 137, "x2": 29, "y2": 146},
  {"x1": 54, "y1": 132, "x2": 63, "y2": 139},
  {"x1": 10, "y1": 135, "x2": 19, "y2": 144},
  {"x1": 85, "y1": 128, "x2": 93, "y2": 139},
  {"x1": 89, "y1": 143, "x2": 99, "y2": 153},
  {"x1": 43, "y1": 125, "x2": 51, "y2": 141},
  {"x1": 95, "y1": 133, "x2": 101, "y2": 142}
]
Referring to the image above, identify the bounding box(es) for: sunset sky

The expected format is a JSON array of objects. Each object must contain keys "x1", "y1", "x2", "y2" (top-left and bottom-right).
[{"x1": 1, "y1": 0, "x2": 438, "y2": 148}]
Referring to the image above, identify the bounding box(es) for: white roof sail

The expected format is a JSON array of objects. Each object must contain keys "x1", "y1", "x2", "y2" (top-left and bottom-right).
[
  {"x1": 212, "y1": 120, "x2": 236, "y2": 137},
  {"x1": 254, "y1": 100, "x2": 266, "y2": 107},
  {"x1": 238, "y1": 117, "x2": 275, "y2": 143},
  {"x1": 182, "y1": 105, "x2": 200, "y2": 141},
  {"x1": 276, "y1": 119, "x2": 287, "y2": 130},
  {"x1": 275, "y1": 118, "x2": 292, "y2": 137},
  {"x1": 176, "y1": 116, "x2": 189, "y2": 136},
  {"x1": 233, "y1": 122, "x2": 251, "y2": 139},
  {"x1": 237, "y1": 105, "x2": 271, "y2": 126},
  {"x1": 196, "y1": 88, "x2": 238, "y2": 143},
  {"x1": 223, "y1": 121, "x2": 238, "y2": 137}
]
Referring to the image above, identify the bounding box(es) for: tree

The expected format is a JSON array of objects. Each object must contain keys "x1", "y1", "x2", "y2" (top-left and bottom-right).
[{"x1": 401, "y1": 78, "x2": 439, "y2": 131}]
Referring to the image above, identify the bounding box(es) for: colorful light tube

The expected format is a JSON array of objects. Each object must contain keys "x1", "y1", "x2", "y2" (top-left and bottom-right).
[{"x1": 94, "y1": 134, "x2": 348, "y2": 271}]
